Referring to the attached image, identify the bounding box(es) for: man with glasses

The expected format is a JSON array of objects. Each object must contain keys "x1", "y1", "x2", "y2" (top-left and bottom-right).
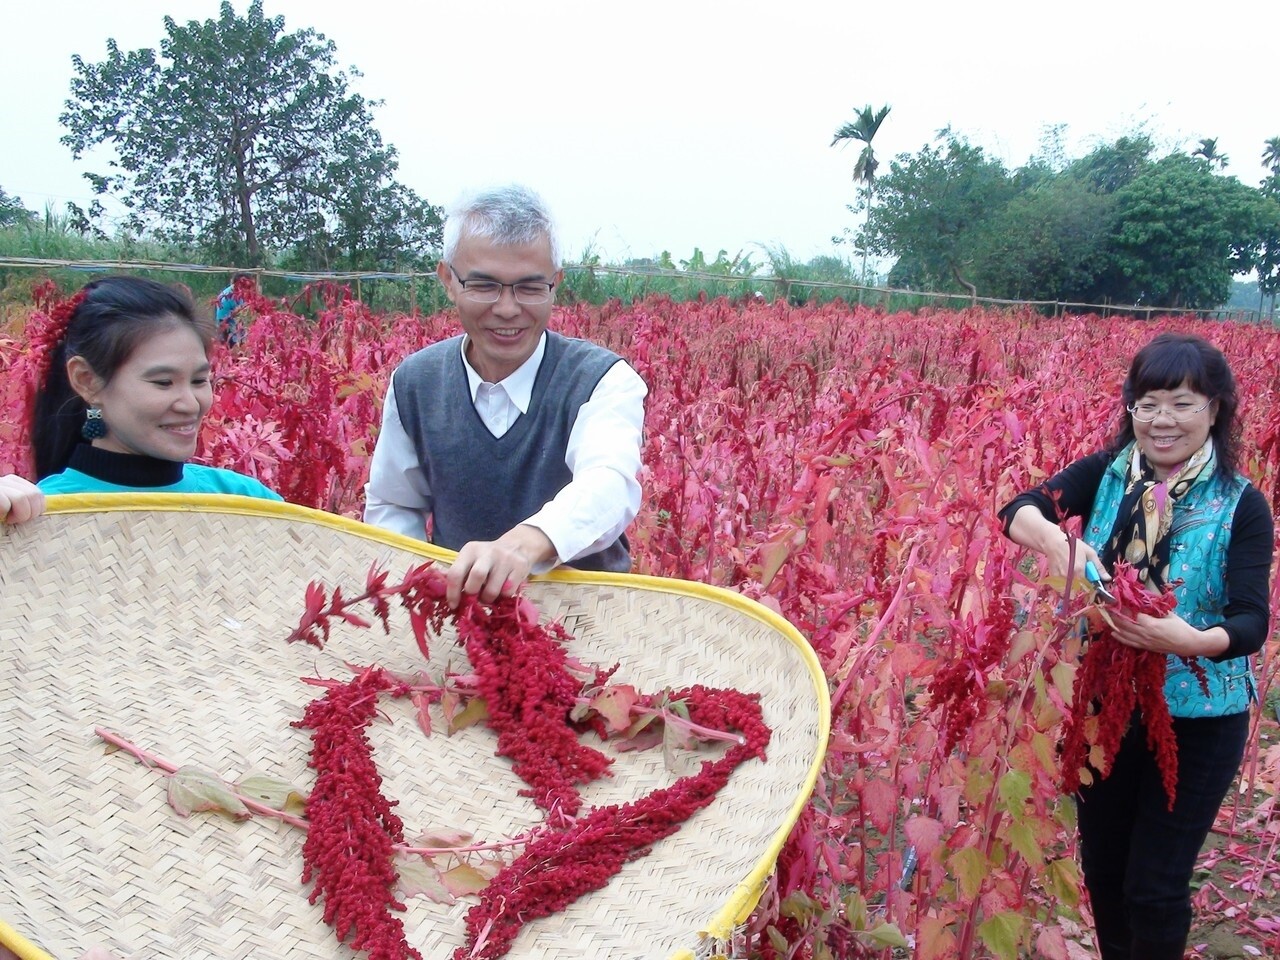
[{"x1": 364, "y1": 184, "x2": 647, "y2": 607}]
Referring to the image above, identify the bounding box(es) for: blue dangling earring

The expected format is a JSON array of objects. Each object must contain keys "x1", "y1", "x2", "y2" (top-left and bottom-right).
[{"x1": 82, "y1": 406, "x2": 108, "y2": 440}]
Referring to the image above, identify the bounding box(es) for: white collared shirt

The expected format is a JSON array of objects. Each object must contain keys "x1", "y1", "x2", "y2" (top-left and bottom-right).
[{"x1": 364, "y1": 333, "x2": 647, "y2": 571}]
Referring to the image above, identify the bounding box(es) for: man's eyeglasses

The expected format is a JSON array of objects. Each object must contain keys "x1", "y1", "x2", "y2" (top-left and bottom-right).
[
  {"x1": 1127, "y1": 399, "x2": 1211, "y2": 423},
  {"x1": 448, "y1": 265, "x2": 555, "y2": 305}
]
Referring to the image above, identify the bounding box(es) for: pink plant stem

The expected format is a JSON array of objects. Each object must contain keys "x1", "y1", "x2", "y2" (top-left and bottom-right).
[
  {"x1": 467, "y1": 918, "x2": 494, "y2": 960},
  {"x1": 96, "y1": 726, "x2": 529, "y2": 861},
  {"x1": 408, "y1": 679, "x2": 746, "y2": 746},
  {"x1": 95, "y1": 727, "x2": 310, "y2": 830},
  {"x1": 831, "y1": 542, "x2": 921, "y2": 713},
  {"x1": 399, "y1": 834, "x2": 535, "y2": 856},
  {"x1": 633, "y1": 705, "x2": 746, "y2": 745}
]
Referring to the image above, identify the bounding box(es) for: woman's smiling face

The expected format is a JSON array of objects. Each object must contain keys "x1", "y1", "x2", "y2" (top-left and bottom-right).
[
  {"x1": 1131, "y1": 380, "x2": 1216, "y2": 480},
  {"x1": 74, "y1": 322, "x2": 213, "y2": 462}
]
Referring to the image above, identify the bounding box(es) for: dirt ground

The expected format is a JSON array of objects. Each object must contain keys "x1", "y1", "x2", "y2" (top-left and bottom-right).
[{"x1": 1183, "y1": 722, "x2": 1280, "y2": 960}]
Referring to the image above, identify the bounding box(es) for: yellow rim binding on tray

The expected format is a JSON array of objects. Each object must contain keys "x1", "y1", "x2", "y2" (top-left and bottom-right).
[{"x1": 1, "y1": 493, "x2": 830, "y2": 960}]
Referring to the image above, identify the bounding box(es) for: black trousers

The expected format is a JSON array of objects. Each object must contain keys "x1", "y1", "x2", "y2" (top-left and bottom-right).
[{"x1": 1076, "y1": 710, "x2": 1250, "y2": 959}]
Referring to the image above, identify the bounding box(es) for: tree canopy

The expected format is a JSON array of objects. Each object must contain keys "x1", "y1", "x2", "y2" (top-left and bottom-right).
[
  {"x1": 866, "y1": 130, "x2": 1277, "y2": 310},
  {"x1": 59, "y1": 0, "x2": 441, "y2": 270},
  {"x1": 0, "y1": 188, "x2": 37, "y2": 229},
  {"x1": 870, "y1": 131, "x2": 1016, "y2": 297}
]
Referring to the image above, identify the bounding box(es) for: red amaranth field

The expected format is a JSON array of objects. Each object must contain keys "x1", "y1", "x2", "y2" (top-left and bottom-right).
[{"x1": 4, "y1": 288, "x2": 1278, "y2": 958}]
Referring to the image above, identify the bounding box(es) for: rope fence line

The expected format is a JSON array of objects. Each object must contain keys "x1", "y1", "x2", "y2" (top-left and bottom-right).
[{"x1": 0, "y1": 255, "x2": 1273, "y2": 324}]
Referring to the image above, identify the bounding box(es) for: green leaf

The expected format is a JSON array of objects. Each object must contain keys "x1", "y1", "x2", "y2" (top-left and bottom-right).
[
  {"x1": 766, "y1": 925, "x2": 789, "y2": 954},
  {"x1": 779, "y1": 889, "x2": 819, "y2": 922},
  {"x1": 446, "y1": 696, "x2": 489, "y2": 734},
  {"x1": 758, "y1": 530, "x2": 797, "y2": 587},
  {"x1": 1046, "y1": 857, "x2": 1082, "y2": 907},
  {"x1": 977, "y1": 911, "x2": 1025, "y2": 960},
  {"x1": 394, "y1": 857, "x2": 455, "y2": 904},
  {"x1": 235, "y1": 773, "x2": 307, "y2": 814},
  {"x1": 1006, "y1": 822, "x2": 1043, "y2": 868},
  {"x1": 861, "y1": 921, "x2": 909, "y2": 948},
  {"x1": 590, "y1": 684, "x2": 639, "y2": 733},
  {"x1": 963, "y1": 761, "x2": 994, "y2": 805},
  {"x1": 1049, "y1": 660, "x2": 1075, "y2": 704},
  {"x1": 168, "y1": 766, "x2": 250, "y2": 819},
  {"x1": 842, "y1": 889, "x2": 868, "y2": 929},
  {"x1": 440, "y1": 863, "x2": 490, "y2": 896},
  {"x1": 948, "y1": 846, "x2": 988, "y2": 901},
  {"x1": 997, "y1": 768, "x2": 1031, "y2": 815},
  {"x1": 1030, "y1": 731, "x2": 1058, "y2": 777}
]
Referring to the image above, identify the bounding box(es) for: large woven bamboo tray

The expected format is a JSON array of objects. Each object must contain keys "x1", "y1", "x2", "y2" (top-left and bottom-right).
[{"x1": 0, "y1": 495, "x2": 828, "y2": 960}]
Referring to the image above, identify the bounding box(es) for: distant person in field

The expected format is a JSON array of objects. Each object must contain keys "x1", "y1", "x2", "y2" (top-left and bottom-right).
[
  {"x1": 999, "y1": 333, "x2": 1273, "y2": 960},
  {"x1": 13, "y1": 276, "x2": 281, "y2": 501},
  {"x1": 364, "y1": 184, "x2": 647, "y2": 607},
  {"x1": 215, "y1": 272, "x2": 254, "y2": 346}
]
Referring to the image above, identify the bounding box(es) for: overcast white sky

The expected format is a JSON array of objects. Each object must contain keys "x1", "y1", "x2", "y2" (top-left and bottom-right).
[{"x1": 3, "y1": 1, "x2": 1278, "y2": 266}]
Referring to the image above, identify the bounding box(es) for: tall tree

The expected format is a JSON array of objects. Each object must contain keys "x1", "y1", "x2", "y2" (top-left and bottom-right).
[
  {"x1": 1106, "y1": 154, "x2": 1266, "y2": 308},
  {"x1": 869, "y1": 130, "x2": 1015, "y2": 298},
  {"x1": 0, "y1": 187, "x2": 36, "y2": 229},
  {"x1": 832, "y1": 104, "x2": 891, "y2": 289},
  {"x1": 1256, "y1": 140, "x2": 1280, "y2": 317},
  {"x1": 975, "y1": 175, "x2": 1116, "y2": 303},
  {"x1": 1070, "y1": 135, "x2": 1154, "y2": 193},
  {"x1": 1263, "y1": 137, "x2": 1280, "y2": 174},
  {"x1": 1192, "y1": 137, "x2": 1230, "y2": 170},
  {"x1": 59, "y1": 0, "x2": 441, "y2": 267}
]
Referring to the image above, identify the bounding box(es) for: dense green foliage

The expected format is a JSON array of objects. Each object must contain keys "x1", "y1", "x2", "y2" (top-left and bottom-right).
[
  {"x1": 58, "y1": 0, "x2": 441, "y2": 271},
  {"x1": 0, "y1": 188, "x2": 36, "y2": 229},
  {"x1": 869, "y1": 131, "x2": 1280, "y2": 310}
]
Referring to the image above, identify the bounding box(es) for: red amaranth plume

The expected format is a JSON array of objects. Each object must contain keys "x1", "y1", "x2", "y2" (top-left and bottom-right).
[{"x1": 1060, "y1": 561, "x2": 1182, "y2": 809}]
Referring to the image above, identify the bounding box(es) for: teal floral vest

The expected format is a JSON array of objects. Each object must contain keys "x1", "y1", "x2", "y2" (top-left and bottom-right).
[{"x1": 1083, "y1": 444, "x2": 1253, "y2": 717}]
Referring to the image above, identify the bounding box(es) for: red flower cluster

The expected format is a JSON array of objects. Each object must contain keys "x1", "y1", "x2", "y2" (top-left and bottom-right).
[
  {"x1": 455, "y1": 684, "x2": 770, "y2": 960},
  {"x1": 289, "y1": 566, "x2": 772, "y2": 960},
  {"x1": 1060, "y1": 562, "x2": 1182, "y2": 809},
  {"x1": 292, "y1": 666, "x2": 422, "y2": 960},
  {"x1": 927, "y1": 593, "x2": 1017, "y2": 753},
  {"x1": 453, "y1": 598, "x2": 612, "y2": 818}
]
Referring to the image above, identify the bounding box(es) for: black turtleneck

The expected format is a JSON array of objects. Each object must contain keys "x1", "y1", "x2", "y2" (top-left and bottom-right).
[{"x1": 65, "y1": 443, "x2": 186, "y2": 488}]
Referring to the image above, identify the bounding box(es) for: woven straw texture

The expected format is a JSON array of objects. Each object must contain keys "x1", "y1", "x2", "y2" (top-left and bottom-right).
[{"x1": 0, "y1": 495, "x2": 827, "y2": 960}]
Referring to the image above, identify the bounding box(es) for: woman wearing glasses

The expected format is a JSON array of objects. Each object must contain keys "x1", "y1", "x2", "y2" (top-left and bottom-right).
[{"x1": 999, "y1": 332, "x2": 1274, "y2": 960}]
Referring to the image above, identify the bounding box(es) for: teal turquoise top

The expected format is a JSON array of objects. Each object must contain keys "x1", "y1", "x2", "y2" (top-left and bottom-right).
[
  {"x1": 38, "y1": 444, "x2": 281, "y2": 501},
  {"x1": 1083, "y1": 443, "x2": 1253, "y2": 717}
]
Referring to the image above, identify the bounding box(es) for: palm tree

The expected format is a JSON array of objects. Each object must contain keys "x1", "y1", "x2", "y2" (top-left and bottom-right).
[
  {"x1": 1262, "y1": 136, "x2": 1280, "y2": 174},
  {"x1": 832, "y1": 104, "x2": 891, "y2": 296},
  {"x1": 1192, "y1": 137, "x2": 1229, "y2": 169}
]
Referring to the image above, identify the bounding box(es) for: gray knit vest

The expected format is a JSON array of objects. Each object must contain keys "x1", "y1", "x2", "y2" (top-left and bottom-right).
[{"x1": 392, "y1": 331, "x2": 632, "y2": 573}]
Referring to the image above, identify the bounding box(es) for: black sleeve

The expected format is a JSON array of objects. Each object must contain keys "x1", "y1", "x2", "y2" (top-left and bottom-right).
[
  {"x1": 997, "y1": 451, "x2": 1112, "y2": 537},
  {"x1": 1216, "y1": 484, "x2": 1275, "y2": 661}
]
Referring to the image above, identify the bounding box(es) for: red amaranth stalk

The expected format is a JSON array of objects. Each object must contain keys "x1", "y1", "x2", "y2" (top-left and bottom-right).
[
  {"x1": 289, "y1": 565, "x2": 772, "y2": 960},
  {"x1": 292, "y1": 666, "x2": 423, "y2": 960},
  {"x1": 1059, "y1": 562, "x2": 1182, "y2": 810},
  {"x1": 454, "y1": 686, "x2": 770, "y2": 960},
  {"x1": 452, "y1": 597, "x2": 612, "y2": 818}
]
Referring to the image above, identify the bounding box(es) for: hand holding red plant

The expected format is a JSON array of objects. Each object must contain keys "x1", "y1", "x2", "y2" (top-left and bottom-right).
[{"x1": 1059, "y1": 561, "x2": 1196, "y2": 810}]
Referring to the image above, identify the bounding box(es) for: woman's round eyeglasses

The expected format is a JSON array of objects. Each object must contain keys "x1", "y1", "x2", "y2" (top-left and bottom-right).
[{"x1": 1127, "y1": 399, "x2": 1211, "y2": 423}]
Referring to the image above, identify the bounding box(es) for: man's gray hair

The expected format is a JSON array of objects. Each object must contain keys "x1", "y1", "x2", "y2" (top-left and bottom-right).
[{"x1": 442, "y1": 184, "x2": 562, "y2": 269}]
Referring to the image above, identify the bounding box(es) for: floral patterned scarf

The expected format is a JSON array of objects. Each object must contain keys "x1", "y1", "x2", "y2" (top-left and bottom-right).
[{"x1": 1103, "y1": 439, "x2": 1215, "y2": 591}]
